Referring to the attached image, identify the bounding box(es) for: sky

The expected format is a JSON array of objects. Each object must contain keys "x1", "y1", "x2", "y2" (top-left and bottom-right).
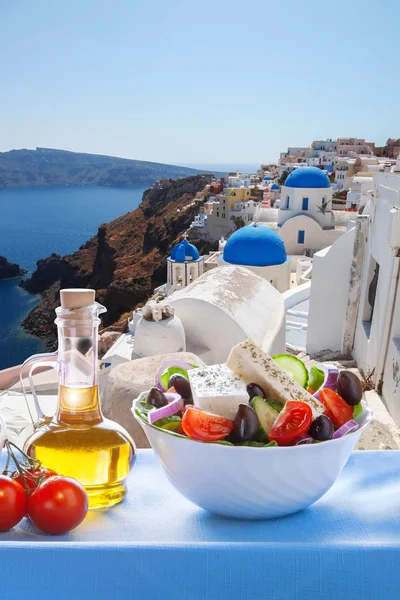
[{"x1": 1, "y1": 0, "x2": 399, "y2": 166}]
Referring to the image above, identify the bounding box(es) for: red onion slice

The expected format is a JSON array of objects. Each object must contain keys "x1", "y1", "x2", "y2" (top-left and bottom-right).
[
  {"x1": 165, "y1": 392, "x2": 181, "y2": 403},
  {"x1": 332, "y1": 419, "x2": 359, "y2": 439},
  {"x1": 148, "y1": 395, "x2": 184, "y2": 424},
  {"x1": 293, "y1": 435, "x2": 313, "y2": 445},
  {"x1": 313, "y1": 364, "x2": 339, "y2": 401},
  {"x1": 155, "y1": 360, "x2": 195, "y2": 391}
]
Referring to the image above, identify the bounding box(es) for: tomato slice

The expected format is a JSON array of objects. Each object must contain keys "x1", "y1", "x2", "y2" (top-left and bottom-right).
[
  {"x1": 181, "y1": 406, "x2": 234, "y2": 441},
  {"x1": 319, "y1": 389, "x2": 353, "y2": 428},
  {"x1": 268, "y1": 401, "x2": 312, "y2": 446},
  {"x1": 319, "y1": 397, "x2": 335, "y2": 422}
]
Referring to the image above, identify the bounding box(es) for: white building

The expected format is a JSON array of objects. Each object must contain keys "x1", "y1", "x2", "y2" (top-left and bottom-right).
[
  {"x1": 225, "y1": 173, "x2": 250, "y2": 188},
  {"x1": 307, "y1": 139, "x2": 338, "y2": 172},
  {"x1": 334, "y1": 157, "x2": 357, "y2": 191},
  {"x1": 277, "y1": 167, "x2": 343, "y2": 255},
  {"x1": 306, "y1": 161, "x2": 400, "y2": 421},
  {"x1": 217, "y1": 223, "x2": 291, "y2": 292},
  {"x1": 346, "y1": 176, "x2": 373, "y2": 209},
  {"x1": 279, "y1": 147, "x2": 310, "y2": 163}
]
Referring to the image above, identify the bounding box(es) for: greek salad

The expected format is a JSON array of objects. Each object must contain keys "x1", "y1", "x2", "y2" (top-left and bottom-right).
[{"x1": 135, "y1": 340, "x2": 365, "y2": 447}]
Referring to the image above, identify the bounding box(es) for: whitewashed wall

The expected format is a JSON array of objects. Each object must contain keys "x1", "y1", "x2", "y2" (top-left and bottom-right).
[
  {"x1": 278, "y1": 186, "x2": 333, "y2": 228},
  {"x1": 306, "y1": 227, "x2": 356, "y2": 355},
  {"x1": 352, "y1": 173, "x2": 400, "y2": 420},
  {"x1": 279, "y1": 215, "x2": 342, "y2": 255},
  {"x1": 217, "y1": 257, "x2": 291, "y2": 293},
  {"x1": 168, "y1": 265, "x2": 286, "y2": 364}
]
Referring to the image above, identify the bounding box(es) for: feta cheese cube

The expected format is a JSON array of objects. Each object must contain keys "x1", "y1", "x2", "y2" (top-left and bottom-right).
[{"x1": 188, "y1": 363, "x2": 248, "y2": 420}]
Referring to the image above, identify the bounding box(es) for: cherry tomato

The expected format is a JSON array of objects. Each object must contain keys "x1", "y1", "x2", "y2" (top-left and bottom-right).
[
  {"x1": 13, "y1": 467, "x2": 57, "y2": 494},
  {"x1": 319, "y1": 389, "x2": 353, "y2": 428},
  {"x1": 181, "y1": 406, "x2": 234, "y2": 441},
  {"x1": 28, "y1": 476, "x2": 88, "y2": 535},
  {"x1": 268, "y1": 401, "x2": 312, "y2": 446},
  {"x1": 0, "y1": 475, "x2": 27, "y2": 531}
]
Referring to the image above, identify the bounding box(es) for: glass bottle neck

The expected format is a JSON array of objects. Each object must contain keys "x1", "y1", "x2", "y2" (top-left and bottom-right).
[
  {"x1": 56, "y1": 321, "x2": 102, "y2": 425},
  {"x1": 57, "y1": 384, "x2": 102, "y2": 425}
]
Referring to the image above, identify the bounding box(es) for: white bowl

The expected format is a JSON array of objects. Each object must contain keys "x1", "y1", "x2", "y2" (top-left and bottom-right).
[{"x1": 132, "y1": 393, "x2": 373, "y2": 519}]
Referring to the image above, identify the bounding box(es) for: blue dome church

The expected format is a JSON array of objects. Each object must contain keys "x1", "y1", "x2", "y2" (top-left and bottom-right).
[
  {"x1": 277, "y1": 167, "x2": 337, "y2": 255},
  {"x1": 167, "y1": 237, "x2": 204, "y2": 293},
  {"x1": 218, "y1": 223, "x2": 291, "y2": 292}
]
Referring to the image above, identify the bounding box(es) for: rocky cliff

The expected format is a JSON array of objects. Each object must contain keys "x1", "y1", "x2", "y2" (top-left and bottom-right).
[
  {"x1": 0, "y1": 147, "x2": 219, "y2": 188},
  {"x1": 0, "y1": 256, "x2": 27, "y2": 279},
  {"x1": 21, "y1": 174, "x2": 215, "y2": 346}
]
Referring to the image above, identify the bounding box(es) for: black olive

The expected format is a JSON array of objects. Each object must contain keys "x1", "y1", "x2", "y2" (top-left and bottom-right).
[
  {"x1": 246, "y1": 383, "x2": 266, "y2": 400},
  {"x1": 337, "y1": 371, "x2": 363, "y2": 406},
  {"x1": 233, "y1": 404, "x2": 260, "y2": 442},
  {"x1": 147, "y1": 387, "x2": 168, "y2": 408},
  {"x1": 309, "y1": 415, "x2": 334, "y2": 441},
  {"x1": 167, "y1": 374, "x2": 192, "y2": 401}
]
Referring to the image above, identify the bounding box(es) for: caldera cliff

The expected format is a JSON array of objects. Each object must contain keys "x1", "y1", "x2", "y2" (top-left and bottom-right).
[{"x1": 21, "y1": 174, "x2": 215, "y2": 347}]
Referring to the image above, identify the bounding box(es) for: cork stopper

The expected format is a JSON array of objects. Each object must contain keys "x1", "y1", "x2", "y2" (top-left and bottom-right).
[{"x1": 60, "y1": 289, "x2": 95, "y2": 310}]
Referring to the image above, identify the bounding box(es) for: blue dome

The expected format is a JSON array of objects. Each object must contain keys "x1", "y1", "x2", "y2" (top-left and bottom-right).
[
  {"x1": 263, "y1": 176, "x2": 271, "y2": 181},
  {"x1": 284, "y1": 167, "x2": 331, "y2": 189},
  {"x1": 170, "y1": 238, "x2": 200, "y2": 262},
  {"x1": 223, "y1": 224, "x2": 287, "y2": 267},
  {"x1": 271, "y1": 183, "x2": 280, "y2": 190}
]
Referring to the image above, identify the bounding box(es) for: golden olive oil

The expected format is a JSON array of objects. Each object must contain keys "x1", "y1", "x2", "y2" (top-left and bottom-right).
[{"x1": 26, "y1": 385, "x2": 135, "y2": 509}]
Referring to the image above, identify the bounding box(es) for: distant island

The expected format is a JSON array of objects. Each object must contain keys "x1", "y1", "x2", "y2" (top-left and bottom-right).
[
  {"x1": 0, "y1": 256, "x2": 27, "y2": 279},
  {"x1": 0, "y1": 147, "x2": 222, "y2": 188}
]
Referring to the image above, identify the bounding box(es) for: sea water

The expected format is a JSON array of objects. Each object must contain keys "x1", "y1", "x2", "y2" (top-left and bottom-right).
[{"x1": 0, "y1": 186, "x2": 146, "y2": 369}]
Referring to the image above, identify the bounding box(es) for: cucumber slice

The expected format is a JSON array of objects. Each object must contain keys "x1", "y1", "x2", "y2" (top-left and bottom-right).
[
  {"x1": 139, "y1": 400, "x2": 155, "y2": 417},
  {"x1": 353, "y1": 403, "x2": 363, "y2": 420},
  {"x1": 153, "y1": 415, "x2": 182, "y2": 432},
  {"x1": 309, "y1": 364, "x2": 325, "y2": 393},
  {"x1": 267, "y1": 400, "x2": 284, "y2": 413},
  {"x1": 252, "y1": 396, "x2": 280, "y2": 437},
  {"x1": 272, "y1": 354, "x2": 309, "y2": 389},
  {"x1": 264, "y1": 440, "x2": 278, "y2": 447},
  {"x1": 214, "y1": 440, "x2": 234, "y2": 446}
]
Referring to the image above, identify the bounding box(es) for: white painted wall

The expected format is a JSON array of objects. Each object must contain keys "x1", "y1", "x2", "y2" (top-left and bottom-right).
[
  {"x1": 168, "y1": 265, "x2": 286, "y2": 364},
  {"x1": 353, "y1": 174, "x2": 400, "y2": 404},
  {"x1": 217, "y1": 256, "x2": 291, "y2": 293},
  {"x1": 278, "y1": 185, "x2": 333, "y2": 228},
  {"x1": 306, "y1": 227, "x2": 356, "y2": 355},
  {"x1": 257, "y1": 207, "x2": 279, "y2": 222},
  {"x1": 134, "y1": 315, "x2": 186, "y2": 358},
  {"x1": 382, "y1": 275, "x2": 400, "y2": 423},
  {"x1": 279, "y1": 214, "x2": 343, "y2": 255}
]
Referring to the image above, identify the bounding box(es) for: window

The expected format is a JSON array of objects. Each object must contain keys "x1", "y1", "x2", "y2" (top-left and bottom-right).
[
  {"x1": 297, "y1": 230, "x2": 305, "y2": 244},
  {"x1": 322, "y1": 197, "x2": 326, "y2": 205},
  {"x1": 302, "y1": 197, "x2": 309, "y2": 210},
  {"x1": 286, "y1": 195, "x2": 290, "y2": 209},
  {"x1": 216, "y1": 212, "x2": 219, "y2": 217}
]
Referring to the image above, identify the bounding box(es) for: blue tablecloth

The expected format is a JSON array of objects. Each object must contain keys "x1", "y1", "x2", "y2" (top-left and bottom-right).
[{"x1": 1, "y1": 449, "x2": 400, "y2": 600}]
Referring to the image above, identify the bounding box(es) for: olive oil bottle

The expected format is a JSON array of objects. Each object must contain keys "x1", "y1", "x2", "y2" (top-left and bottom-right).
[{"x1": 22, "y1": 289, "x2": 135, "y2": 509}]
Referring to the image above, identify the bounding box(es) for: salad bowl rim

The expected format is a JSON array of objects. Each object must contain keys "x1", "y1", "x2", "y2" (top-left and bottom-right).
[{"x1": 131, "y1": 390, "x2": 373, "y2": 450}]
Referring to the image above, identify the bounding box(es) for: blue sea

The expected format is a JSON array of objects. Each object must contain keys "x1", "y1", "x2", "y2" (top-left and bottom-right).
[
  {"x1": 0, "y1": 186, "x2": 147, "y2": 370},
  {"x1": 184, "y1": 162, "x2": 262, "y2": 174}
]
